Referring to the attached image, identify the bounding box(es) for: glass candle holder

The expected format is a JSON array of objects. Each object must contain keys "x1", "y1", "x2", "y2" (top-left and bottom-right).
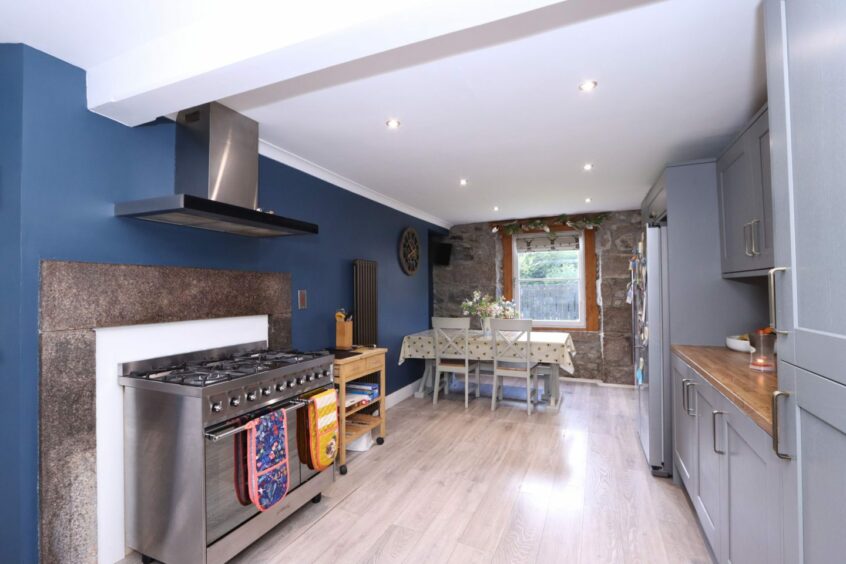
[{"x1": 750, "y1": 331, "x2": 776, "y2": 372}]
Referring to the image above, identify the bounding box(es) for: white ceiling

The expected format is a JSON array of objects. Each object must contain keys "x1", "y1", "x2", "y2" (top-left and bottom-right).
[{"x1": 1, "y1": 0, "x2": 765, "y2": 227}]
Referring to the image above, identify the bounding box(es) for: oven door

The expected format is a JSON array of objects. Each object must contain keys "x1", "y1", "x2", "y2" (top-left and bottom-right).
[{"x1": 204, "y1": 401, "x2": 304, "y2": 545}]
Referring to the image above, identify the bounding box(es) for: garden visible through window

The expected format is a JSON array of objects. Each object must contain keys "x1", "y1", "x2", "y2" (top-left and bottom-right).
[{"x1": 514, "y1": 232, "x2": 584, "y2": 327}]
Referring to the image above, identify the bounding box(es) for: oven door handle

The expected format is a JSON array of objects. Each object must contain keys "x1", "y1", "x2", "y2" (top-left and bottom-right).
[{"x1": 205, "y1": 399, "x2": 308, "y2": 442}]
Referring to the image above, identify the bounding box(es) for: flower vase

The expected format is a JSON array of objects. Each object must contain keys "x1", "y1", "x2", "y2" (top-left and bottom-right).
[{"x1": 482, "y1": 317, "x2": 492, "y2": 337}]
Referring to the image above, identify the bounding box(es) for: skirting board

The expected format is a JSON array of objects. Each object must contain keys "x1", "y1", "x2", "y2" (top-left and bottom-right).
[
  {"x1": 385, "y1": 378, "x2": 422, "y2": 409},
  {"x1": 560, "y1": 375, "x2": 635, "y2": 389},
  {"x1": 386, "y1": 376, "x2": 633, "y2": 409}
]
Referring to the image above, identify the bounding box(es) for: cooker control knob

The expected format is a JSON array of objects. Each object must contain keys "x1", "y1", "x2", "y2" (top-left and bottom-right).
[
  {"x1": 247, "y1": 391, "x2": 257, "y2": 401},
  {"x1": 262, "y1": 387, "x2": 272, "y2": 396},
  {"x1": 288, "y1": 378, "x2": 296, "y2": 387},
  {"x1": 276, "y1": 382, "x2": 286, "y2": 392},
  {"x1": 211, "y1": 401, "x2": 223, "y2": 413},
  {"x1": 307, "y1": 373, "x2": 315, "y2": 382},
  {"x1": 229, "y1": 397, "x2": 240, "y2": 407},
  {"x1": 322, "y1": 369, "x2": 331, "y2": 378}
]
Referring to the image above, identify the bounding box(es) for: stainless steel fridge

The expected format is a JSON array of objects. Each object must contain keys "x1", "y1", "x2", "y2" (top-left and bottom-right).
[{"x1": 632, "y1": 224, "x2": 672, "y2": 476}]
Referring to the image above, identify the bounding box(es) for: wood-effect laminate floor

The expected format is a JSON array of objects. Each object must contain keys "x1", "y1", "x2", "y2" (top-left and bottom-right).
[{"x1": 230, "y1": 382, "x2": 712, "y2": 564}]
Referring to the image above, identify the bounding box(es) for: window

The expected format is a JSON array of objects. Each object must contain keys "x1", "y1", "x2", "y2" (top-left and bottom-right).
[
  {"x1": 501, "y1": 225, "x2": 598, "y2": 331},
  {"x1": 513, "y1": 232, "x2": 585, "y2": 328}
]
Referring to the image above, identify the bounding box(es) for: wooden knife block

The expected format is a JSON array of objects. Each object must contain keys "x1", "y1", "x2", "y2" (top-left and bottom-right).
[{"x1": 336, "y1": 320, "x2": 353, "y2": 350}]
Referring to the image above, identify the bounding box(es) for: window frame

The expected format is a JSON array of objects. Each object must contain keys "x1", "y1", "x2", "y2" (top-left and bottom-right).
[
  {"x1": 500, "y1": 223, "x2": 599, "y2": 332},
  {"x1": 512, "y1": 232, "x2": 586, "y2": 328}
]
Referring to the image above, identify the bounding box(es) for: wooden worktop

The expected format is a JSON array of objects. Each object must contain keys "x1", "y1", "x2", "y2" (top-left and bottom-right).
[
  {"x1": 332, "y1": 346, "x2": 388, "y2": 365},
  {"x1": 672, "y1": 345, "x2": 777, "y2": 435}
]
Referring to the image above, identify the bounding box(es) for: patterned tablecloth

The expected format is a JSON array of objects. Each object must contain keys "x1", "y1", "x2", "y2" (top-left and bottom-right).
[{"x1": 399, "y1": 329, "x2": 576, "y2": 374}]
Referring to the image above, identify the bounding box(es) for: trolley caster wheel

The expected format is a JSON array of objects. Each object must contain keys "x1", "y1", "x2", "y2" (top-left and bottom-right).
[
  {"x1": 141, "y1": 555, "x2": 156, "y2": 564},
  {"x1": 376, "y1": 436, "x2": 385, "y2": 445},
  {"x1": 311, "y1": 493, "x2": 322, "y2": 504},
  {"x1": 339, "y1": 464, "x2": 348, "y2": 475}
]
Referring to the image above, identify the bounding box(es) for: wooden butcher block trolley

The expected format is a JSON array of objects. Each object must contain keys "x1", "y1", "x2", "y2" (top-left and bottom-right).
[{"x1": 332, "y1": 347, "x2": 388, "y2": 475}]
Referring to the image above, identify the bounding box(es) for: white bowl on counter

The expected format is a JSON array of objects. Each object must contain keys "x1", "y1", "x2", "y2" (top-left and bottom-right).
[{"x1": 726, "y1": 335, "x2": 753, "y2": 353}]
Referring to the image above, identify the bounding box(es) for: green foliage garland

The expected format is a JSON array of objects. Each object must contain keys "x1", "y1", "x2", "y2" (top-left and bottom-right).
[{"x1": 490, "y1": 213, "x2": 609, "y2": 236}]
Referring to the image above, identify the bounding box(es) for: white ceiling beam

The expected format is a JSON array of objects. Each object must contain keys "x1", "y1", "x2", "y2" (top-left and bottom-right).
[{"x1": 86, "y1": 0, "x2": 571, "y2": 126}]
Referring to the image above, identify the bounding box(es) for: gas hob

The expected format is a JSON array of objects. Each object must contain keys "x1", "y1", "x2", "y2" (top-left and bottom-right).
[
  {"x1": 125, "y1": 349, "x2": 331, "y2": 387},
  {"x1": 119, "y1": 343, "x2": 335, "y2": 424}
]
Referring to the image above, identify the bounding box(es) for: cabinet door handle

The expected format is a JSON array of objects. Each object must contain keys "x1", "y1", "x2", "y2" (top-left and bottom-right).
[
  {"x1": 750, "y1": 219, "x2": 760, "y2": 256},
  {"x1": 772, "y1": 391, "x2": 792, "y2": 460},
  {"x1": 681, "y1": 379, "x2": 691, "y2": 412},
  {"x1": 743, "y1": 223, "x2": 754, "y2": 257},
  {"x1": 712, "y1": 411, "x2": 726, "y2": 454},
  {"x1": 768, "y1": 267, "x2": 789, "y2": 335},
  {"x1": 686, "y1": 381, "x2": 697, "y2": 416}
]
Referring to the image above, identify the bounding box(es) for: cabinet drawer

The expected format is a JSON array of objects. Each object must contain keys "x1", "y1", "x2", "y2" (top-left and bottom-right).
[
  {"x1": 365, "y1": 355, "x2": 384, "y2": 371},
  {"x1": 336, "y1": 354, "x2": 384, "y2": 379},
  {"x1": 336, "y1": 359, "x2": 364, "y2": 377}
]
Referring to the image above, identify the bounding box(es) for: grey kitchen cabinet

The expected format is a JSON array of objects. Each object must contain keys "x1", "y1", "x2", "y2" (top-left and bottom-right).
[
  {"x1": 672, "y1": 353, "x2": 787, "y2": 564},
  {"x1": 719, "y1": 389, "x2": 785, "y2": 564},
  {"x1": 716, "y1": 107, "x2": 774, "y2": 276},
  {"x1": 672, "y1": 355, "x2": 697, "y2": 491},
  {"x1": 776, "y1": 362, "x2": 846, "y2": 563},
  {"x1": 765, "y1": 0, "x2": 846, "y2": 561},
  {"x1": 690, "y1": 369, "x2": 723, "y2": 557},
  {"x1": 765, "y1": 0, "x2": 846, "y2": 385}
]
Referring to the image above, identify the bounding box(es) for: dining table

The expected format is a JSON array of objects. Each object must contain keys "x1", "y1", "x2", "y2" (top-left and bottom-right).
[{"x1": 398, "y1": 329, "x2": 576, "y2": 408}]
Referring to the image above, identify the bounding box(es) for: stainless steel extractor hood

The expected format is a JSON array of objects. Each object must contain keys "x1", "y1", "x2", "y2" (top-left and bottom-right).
[{"x1": 115, "y1": 102, "x2": 318, "y2": 238}]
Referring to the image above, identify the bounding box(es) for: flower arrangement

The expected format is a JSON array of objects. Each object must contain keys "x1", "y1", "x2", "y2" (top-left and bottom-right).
[{"x1": 460, "y1": 291, "x2": 520, "y2": 319}]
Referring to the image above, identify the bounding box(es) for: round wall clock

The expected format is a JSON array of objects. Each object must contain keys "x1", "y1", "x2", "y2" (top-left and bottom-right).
[{"x1": 398, "y1": 227, "x2": 421, "y2": 276}]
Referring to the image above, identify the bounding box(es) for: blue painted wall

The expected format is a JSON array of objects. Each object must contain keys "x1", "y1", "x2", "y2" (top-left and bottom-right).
[
  {"x1": 2, "y1": 44, "x2": 440, "y2": 562},
  {"x1": 0, "y1": 44, "x2": 25, "y2": 564}
]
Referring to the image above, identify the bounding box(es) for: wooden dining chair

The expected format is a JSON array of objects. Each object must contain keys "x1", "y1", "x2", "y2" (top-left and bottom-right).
[
  {"x1": 432, "y1": 317, "x2": 480, "y2": 408},
  {"x1": 490, "y1": 318, "x2": 538, "y2": 414}
]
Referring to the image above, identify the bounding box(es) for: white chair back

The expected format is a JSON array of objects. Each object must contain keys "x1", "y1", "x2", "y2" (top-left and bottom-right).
[
  {"x1": 490, "y1": 318, "x2": 532, "y2": 371},
  {"x1": 431, "y1": 317, "x2": 471, "y2": 364}
]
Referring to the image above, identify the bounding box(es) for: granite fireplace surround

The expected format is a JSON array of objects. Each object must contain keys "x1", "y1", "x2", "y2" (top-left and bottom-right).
[{"x1": 39, "y1": 260, "x2": 292, "y2": 563}]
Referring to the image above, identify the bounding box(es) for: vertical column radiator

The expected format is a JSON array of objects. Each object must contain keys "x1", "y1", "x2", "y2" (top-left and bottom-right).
[{"x1": 353, "y1": 259, "x2": 378, "y2": 346}]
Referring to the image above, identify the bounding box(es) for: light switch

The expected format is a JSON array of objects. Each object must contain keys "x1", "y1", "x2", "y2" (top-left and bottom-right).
[{"x1": 297, "y1": 289, "x2": 308, "y2": 310}]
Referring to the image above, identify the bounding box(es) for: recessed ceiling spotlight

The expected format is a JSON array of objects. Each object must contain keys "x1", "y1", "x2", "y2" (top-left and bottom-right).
[
  {"x1": 385, "y1": 118, "x2": 401, "y2": 129},
  {"x1": 585, "y1": 198, "x2": 592, "y2": 203},
  {"x1": 493, "y1": 206, "x2": 500, "y2": 212},
  {"x1": 460, "y1": 178, "x2": 468, "y2": 186},
  {"x1": 578, "y1": 80, "x2": 598, "y2": 92},
  {"x1": 583, "y1": 163, "x2": 594, "y2": 171}
]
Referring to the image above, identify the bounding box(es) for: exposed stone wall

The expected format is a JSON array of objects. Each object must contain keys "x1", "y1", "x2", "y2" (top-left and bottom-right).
[
  {"x1": 598, "y1": 211, "x2": 641, "y2": 384},
  {"x1": 432, "y1": 222, "x2": 501, "y2": 322},
  {"x1": 432, "y1": 211, "x2": 639, "y2": 384}
]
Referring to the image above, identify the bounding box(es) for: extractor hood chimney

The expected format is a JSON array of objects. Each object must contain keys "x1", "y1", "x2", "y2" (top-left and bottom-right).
[{"x1": 115, "y1": 102, "x2": 318, "y2": 237}]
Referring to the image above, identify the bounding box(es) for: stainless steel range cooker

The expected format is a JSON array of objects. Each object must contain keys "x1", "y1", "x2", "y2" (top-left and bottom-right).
[{"x1": 119, "y1": 342, "x2": 335, "y2": 564}]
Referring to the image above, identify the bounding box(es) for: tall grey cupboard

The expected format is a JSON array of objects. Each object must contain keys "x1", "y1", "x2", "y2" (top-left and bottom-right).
[{"x1": 764, "y1": 0, "x2": 846, "y2": 561}]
